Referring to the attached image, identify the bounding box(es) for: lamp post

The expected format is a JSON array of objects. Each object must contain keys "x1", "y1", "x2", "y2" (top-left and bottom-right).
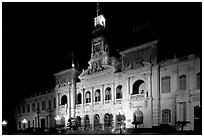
[
  {"x1": 2, "y1": 120, "x2": 7, "y2": 134},
  {"x1": 55, "y1": 115, "x2": 61, "y2": 132},
  {"x1": 22, "y1": 119, "x2": 28, "y2": 130}
]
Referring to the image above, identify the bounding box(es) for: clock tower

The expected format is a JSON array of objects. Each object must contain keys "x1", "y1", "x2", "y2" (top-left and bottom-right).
[{"x1": 88, "y1": 3, "x2": 109, "y2": 74}]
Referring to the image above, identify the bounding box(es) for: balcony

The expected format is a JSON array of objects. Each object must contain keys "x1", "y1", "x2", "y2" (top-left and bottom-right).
[{"x1": 130, "y1": 94, "x2": 146, "y2": 101}]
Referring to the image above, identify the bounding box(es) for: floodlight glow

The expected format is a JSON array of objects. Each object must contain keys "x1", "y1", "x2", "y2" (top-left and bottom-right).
[
  {"x1": 2, "y1": 120, "x2": 7, "y2": 125},
  {"x1": 22, "y1": 119, "x2": 28, "y2": 124}
]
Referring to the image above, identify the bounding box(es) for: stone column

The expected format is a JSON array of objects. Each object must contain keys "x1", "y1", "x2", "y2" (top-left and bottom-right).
[
  {"x1": 81, "y1": 89, "x2": 84, "y2": 107},
  {"x1": 186, "y1": 102, "x2": 190, "y2": 121},
  {"x1": 57, "y1": 93, "x2": 60, "y2": 109},
  {"x1": 176, "y1": 103, "x2": 180, "y2": 121},
  {"x1": 101, "y1": 85, "x2": 104, "y2": 104},
  {"x1": 112, "y1": 83, "x2": 115, "y2": 103},
  {"x1": 128, "y1": 77, "x2": 130, "y2": 99},
  {"x1": 92, "y1": 87, "x2": 94, "y2": 106}
]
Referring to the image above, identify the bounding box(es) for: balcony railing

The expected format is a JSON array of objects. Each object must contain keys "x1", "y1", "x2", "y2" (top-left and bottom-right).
[{"x1": 131, "y1": 94, "x2": 146, "y2": 101}]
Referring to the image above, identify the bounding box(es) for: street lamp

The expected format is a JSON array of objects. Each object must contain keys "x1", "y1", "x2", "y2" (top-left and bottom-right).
[
  {"x1": 2, "y1": 120, "x2": 7, "y2": 126},
  {"x1": 55, "y1": 115, "x2": 61, "y2": 132},
  {"x1": 22, "y1": 119, "x2": 28, "y2": 130},
  {"x1": 2, "y1": 120, "x2": 8, "y2": 134}
]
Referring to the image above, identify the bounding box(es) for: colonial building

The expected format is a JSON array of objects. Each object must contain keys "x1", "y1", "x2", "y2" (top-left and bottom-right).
[
  {"x1": 15, "y1": 4, "x2": 200, "y2": 132},
  {"x1": 16, "y1": 68, "x2": 80, "y2": 130}
]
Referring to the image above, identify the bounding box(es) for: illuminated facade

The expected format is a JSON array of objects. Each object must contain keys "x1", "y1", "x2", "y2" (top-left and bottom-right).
[{"x1": 15, "y1": 4, "x2": 200, "y2": 132}]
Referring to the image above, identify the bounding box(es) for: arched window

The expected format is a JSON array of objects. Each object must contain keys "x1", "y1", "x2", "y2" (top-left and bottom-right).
[
  {"x1": 61, "y1": 95, "x2": 67, "y2": 105},
  {"x1": 132, "y1": 80, "x2": 145, "y2": 95},
  {"x1": 95, "y1": 89, "x2": 101, "y2": 102},
  {"x1": 179, "y1": 75, "x2": 187, "y2": 90},
  {"x1": 105, "y1": 87, "x2": 111, "y2": 100},
  {"x1": 75, "y1": 116, "x2": 82, "y2": 128},
  {"x1": 104, "y1": 113, "x2": 113, "y2": 129},
  {"x1": 85, "y1": 91, "x2": 91, "y2": 103},
  {"x1": 94, "y1": 114, "x2": 100, "y2": 130},
  {"x1": 116, "y1": 85, "x2": 122, "y2": 99},
  {"x1": 162, "y1": 109, "x2": 171, "y2": 124},
  {"x1": 161, "y1": 76, "x2": 171, "y2": 93},
  {"x1": 197, "y1": 72, "x2": 200, "y2": 89},
  {"x1": 77, "y1": 93, "x2": 82, "y2": 104},
  {"x1": 84, "y1": 115, "x2": 90, "y2": 130}
]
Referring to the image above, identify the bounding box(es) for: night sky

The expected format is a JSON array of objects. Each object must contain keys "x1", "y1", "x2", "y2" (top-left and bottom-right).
[{"x1": 2, "y1": 2, "x2": 201, "y2": 125}]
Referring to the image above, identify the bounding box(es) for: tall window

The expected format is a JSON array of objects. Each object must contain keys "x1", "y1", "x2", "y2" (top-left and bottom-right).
[
  {"x1": 48, "y1": 100, "x2": 52, "y2": 109},
  {"x1": 42, "y1": 101, "x2": 46, "y2": 110},
  {"x1": 61, "y1": 95, "x2": 67, "y2": 105},
  {"x1": 161, "y1": 76, "x2": 171, "y2": 93},
  {"x1": 37, "y1": 103, "x2": 40, "y2": 111},
  {"x1": 105, "y1": 87, "x2": 111, "y2": 100},
  {"x1": 27, "y1": 104, "x2": 30, "y2": 113},
  {"x1": 85, "y1": 91, "x2": 91, "y2": 103},
  {"x1": 116, "y1": 85, "x2": 122, "y2": 99},
  {"x1": 18, "y1": 106, "x2": 21, "y2": 114},
  {"x1": 19, "y1": 121, "x2": 21, "y2": 129},
  {"x1": 77, "y1": 93, "x2": 82, "y2": 104},
  {"x1": 32, "y1": 103, "x2": 35, "y2": 112},
  {"x1": 162, "y1": 109, "x2": 171, "y2": 124},
  {"x1": 54, "y1": 98, "x2": 56, "y2": 108},
  {"x1": 179, "y1": 75, "x2": 186, "y2": 90},
  {"x1": 95, "y1": 89, "x2": 101, "y2": 102},
  {"x1": 23, "y1": 105, "x2": 25, "y2": 113},
  {"x1": 197, "y1": 72, "x2": 200, "y2": 89}
]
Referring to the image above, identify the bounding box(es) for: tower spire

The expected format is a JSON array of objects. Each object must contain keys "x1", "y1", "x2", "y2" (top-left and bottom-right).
[
  {"x1": 96, "y1": 2, "x2": 100, "y2": 16},
  {"x1": 72, "y1": 51, "x2": 75, "y2": 68}
]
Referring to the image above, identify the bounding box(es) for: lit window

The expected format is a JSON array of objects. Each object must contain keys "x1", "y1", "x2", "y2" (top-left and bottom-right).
[
  {"x1": 162, "y1": 109, "x2": 171, "y2": 124},
  {"x1": 116, "y1": 85, "x2": 122, "y2": 99},
  {"x1": 22, "y1": 105, "x2": 25, "y2": 113},
  {"x1": 48, "y1": 100, "x2": 51, "y2": 109},
  {"x1": 27, "y1": 104, "x2": 30, "y2": 113},
  {"x1": 132, "y1": 80, "x2": 145, "y2": 95},
  {"x1": 42, "y1": 101, "x2": 46, "y2": 110},
  {"x1": 77, "y1": 93, "x2": 82, "y2": 104},
  {"x1": 105, "y1": 87, "x2": 111, "y2": 100},
  {"x1": 18, "y1": 106, "x2": 21, "y2": 114},
  {"x1": 54, "y1": 98, "x2": 56, "y2": 108},
  {"x1": 161, "y1": 76, "x2": 171, "y2": 93},
  {"x1": 61, "y1": 95, "x2": 67, "y2": 105},
  {"x1": 95, "y1": 89, "x2": 101, "y2": 102},
  {"x1": 32, "y1": 103, "x2": 35, "y2": 112},
  {"x1": 85, "y1": 91, "x2": 91, "y2": 103},
  {"x1": 179, "y1": 75, "x2": 187, "y2": 90},
  {"x1": 197, "y1": 72, "x2": 200, "y2": 89}
]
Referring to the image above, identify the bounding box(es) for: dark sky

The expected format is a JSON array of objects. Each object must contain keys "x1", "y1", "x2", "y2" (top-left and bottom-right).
[{"x1": 3, "y1": 2, "x2": 201, "y2": 119}]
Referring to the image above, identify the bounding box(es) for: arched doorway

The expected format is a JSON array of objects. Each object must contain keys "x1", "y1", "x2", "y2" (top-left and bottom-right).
[
  {"x1": 84, "y1": 115, "x2": 90, "y2": 130},
  {"x1": 104, "y1": 113, "x2": 113, "y2": 130},
  {"x1": 75, "y1": 116, "x2": 82, "y2": 129},
  {"x1": 132, "y1": 110, "x2": 143, "y2": 129},
  {"x1": 94, "y1": 114, "x2": 100, "y2": 130}
]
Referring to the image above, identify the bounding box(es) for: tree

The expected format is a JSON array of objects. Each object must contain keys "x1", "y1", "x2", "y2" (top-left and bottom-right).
[{"x1": 176, "y1": 121, "x2": 190, "y2": 131}]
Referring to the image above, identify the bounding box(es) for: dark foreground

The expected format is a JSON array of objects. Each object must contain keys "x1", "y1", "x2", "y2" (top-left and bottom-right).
[{"x1": 3, "y1": 128, "x2": 202, "y2": 135}]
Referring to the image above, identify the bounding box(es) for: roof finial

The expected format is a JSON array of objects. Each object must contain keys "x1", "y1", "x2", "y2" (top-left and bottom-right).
[{"x1": 96, "y1": 2, "x2": 100, "y2": 16}]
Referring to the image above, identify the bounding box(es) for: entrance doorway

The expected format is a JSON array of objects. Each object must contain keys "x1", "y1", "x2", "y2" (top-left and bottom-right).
[
  {"x1": 41, "y1": 118, "x2": 46, "y2": 129},
  {"x1": 194, "y1": 106, "x2": 201, "y2": 131},
  {"x1": 132, "y1": 110, "x2": 143, "y2": 129}
]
